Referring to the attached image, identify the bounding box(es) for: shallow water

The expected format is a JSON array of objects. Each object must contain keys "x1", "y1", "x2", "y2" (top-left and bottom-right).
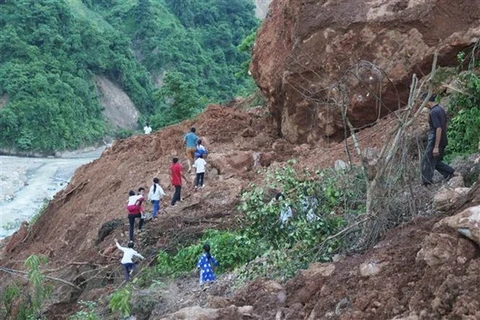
[{"x1": 0, "y1": 148, "x2": 104, "y2": 238}]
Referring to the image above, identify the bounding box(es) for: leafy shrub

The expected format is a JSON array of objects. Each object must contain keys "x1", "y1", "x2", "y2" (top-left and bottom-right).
[
  {"x1": 109, "y1": 286, "x2": 131, "y2": 318},
  {"x1": 156, "y1": 230, "x2": 264, "y2": 277},
  {"x1": 447, "y1": 70, "x2": 480, "y2": 160},
  {"x1": 240, "y1": 162, "x2": 365, "y2": 252}
]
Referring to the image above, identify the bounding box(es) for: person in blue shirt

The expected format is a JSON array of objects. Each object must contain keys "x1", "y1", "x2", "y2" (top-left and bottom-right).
[
  {"x1": 196, "y1": 243, "x2": 219, "y2": 285},
  {"x1": 184, "y1": 127, "x2": 199, "y2": 173}
]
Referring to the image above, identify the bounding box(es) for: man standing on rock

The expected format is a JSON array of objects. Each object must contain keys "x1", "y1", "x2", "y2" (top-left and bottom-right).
[
  {"x1": 421, "y1": 94, "x2": 455, "y2": 186},
  {"x1": 184, "y1": 127, "x2": 199, "y2": 173},
  {"x1": 170, "y1": 157, "x2": 188, "y2": 206}
]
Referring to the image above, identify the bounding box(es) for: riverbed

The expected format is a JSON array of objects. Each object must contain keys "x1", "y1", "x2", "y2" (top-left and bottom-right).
[{"x1": 0, "y1": 148, "x2": 105, "y2": 238}]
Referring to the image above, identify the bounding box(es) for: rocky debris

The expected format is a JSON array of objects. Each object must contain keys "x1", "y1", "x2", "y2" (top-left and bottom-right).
[
  {"x1": 359, "y1": 260, "x2": 387, "y2": 277},
  {"x1": 432, "y1": 187, "x2": 470, "y2": 212},
  {"x1": 232, "y1": 179, "x2": 480, "y2": 319},
  {"x1": 251, "y1": 0, "x2": 480, "y2": 143},
  {"x1": 447, "y1": 175, "x2": 465, "y2": 188},
  {"x1": 155, "y1": 305, "x2": 254, "y2": 320},
  {"x1": 415, "y1": 233, "x2": 457, "y2": 267},
  {"x1": 438, "y1": 205, "x2": 480, "y2": 246}
]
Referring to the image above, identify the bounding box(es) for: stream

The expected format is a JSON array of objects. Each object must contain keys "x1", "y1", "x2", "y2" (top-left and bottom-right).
[{"x1": 0, "y1": 147, "x2": 105, "y2": 239}]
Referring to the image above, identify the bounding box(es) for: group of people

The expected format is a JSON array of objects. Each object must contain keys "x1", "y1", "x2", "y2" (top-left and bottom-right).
[
  {"x1": 116, "y1": 93, "x2": 456, "y2": 285},
  {"x1": 118, "y1": 127, "x2": 216, "y2": 283}
]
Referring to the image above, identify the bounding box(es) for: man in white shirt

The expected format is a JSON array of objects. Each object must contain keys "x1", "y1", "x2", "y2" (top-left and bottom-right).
[
  {"x1": 193, "y1": 154, "x2": 207, "y2": 190},
  {"x1": 115, "y1": 239, "x2": 145, "y2": 282},
  {"x1": 144, "y1": 123, "x2": 152, "y2": 135}
]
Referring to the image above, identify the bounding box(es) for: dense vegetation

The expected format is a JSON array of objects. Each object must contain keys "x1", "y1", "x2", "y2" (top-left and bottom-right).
[
  {"x1": 0, "y1": 0, "x2": 258, "y2": 152},
  {"x1": 446, "y1": 52, "x2": 480, "y2": 160}
]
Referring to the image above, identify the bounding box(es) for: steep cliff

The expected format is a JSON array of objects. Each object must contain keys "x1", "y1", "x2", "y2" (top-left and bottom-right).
[{"x1": 251, "y1": 0, "x2": 480, "y2": 143}]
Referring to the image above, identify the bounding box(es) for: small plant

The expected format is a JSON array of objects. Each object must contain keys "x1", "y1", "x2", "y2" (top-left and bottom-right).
[
  {"x1": 1, "y1": 284, "x2": 20, "y2": 319},
  {"x1": 24, "y1": 255, "x2": 52, "y2": 318},
  {"x1": 109, "y1": 286, "x2": 131, "y2": 318},
  {"x1": 69, "y1": 301, "x2": 99, "y2": 320}
]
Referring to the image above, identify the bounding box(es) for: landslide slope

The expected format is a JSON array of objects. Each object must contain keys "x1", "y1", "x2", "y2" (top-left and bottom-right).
[{"x1": 1, "y1": 105, "x2": 276, "y2": 267}]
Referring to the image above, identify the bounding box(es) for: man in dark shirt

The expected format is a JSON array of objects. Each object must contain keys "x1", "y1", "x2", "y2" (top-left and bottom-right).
[{"x1": 421, "y1": 94, "x2": 455, "y2": 185}]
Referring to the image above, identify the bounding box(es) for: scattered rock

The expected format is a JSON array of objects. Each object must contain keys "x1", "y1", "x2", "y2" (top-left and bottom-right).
[
  {"x1": 359, "y1": 261, "x2": 386, "y2": 277},
  {"x1": 447, "y1": 175, "x2": 465, "y2": 188},
  {"x1": 334, "y1": 160, "x2": 348, "y2": 171},
  {"x1": 438, "y1": 205, "x2": 480, "y2": 246},
  {"x1": 301, "y1": 263, "x2": 336, "y2": 278},
  {"x1": 432, "y1": 187, "x2": 470, "y2": 212},
  {"x1": 416, "y1": 233, "x2": 457, "y2": 267}
]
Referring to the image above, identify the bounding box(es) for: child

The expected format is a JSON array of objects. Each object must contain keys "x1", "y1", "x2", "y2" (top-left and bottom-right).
[
  {"x1": 126, "y1": 188, "x2": 146, "y2": 241},
  {"x1": 193, "y1": 154, "x2": 207, "y2": 190},
  {"x1": 148, "y1": 178, "x2": 166, "y2": 221},
  {"x1": 115, "y1": 239, "x2": 144, "y2": 282},
  {"x1": 196, "y1": 243, "x2": 219, "y2": 285},
  {"x1": 194, "y1": 139, "x2": 208, "y2": 159}
]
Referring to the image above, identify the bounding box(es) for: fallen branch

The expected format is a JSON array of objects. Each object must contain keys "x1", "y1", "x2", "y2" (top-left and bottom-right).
[{"x1": 0, "y1": 266, "x2": 81, "y2": 290}]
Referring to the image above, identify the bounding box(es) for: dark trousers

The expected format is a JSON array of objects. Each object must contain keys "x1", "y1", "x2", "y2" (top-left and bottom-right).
[
  {"x1": 171, "y1": 186, "x2": 182, "y2": 206},
  {"x1": 123, "y1": 262, "x2": 135, "y2": 282},
  {"x1": 421, "y1": 137, "x2": 455, "y2": 184},
  {"x1": 128, "y1": 213, "x2": 144, "y2": 241},
  {"x1": 195, "y1": 172, "x2": 205, "y2": 187}
]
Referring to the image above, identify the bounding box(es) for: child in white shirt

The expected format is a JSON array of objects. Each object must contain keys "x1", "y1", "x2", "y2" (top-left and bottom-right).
[
  {"x1": 193, "y1": 154, "x2": 207, "y2": 190},
  {"x1": 115, "y1": 239, "x2": 144, "y2": 282}
]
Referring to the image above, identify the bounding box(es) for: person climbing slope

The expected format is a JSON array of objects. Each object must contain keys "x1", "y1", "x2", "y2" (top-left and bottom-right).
[
  {"x1": 115, "y1": 239, "x2": 144, "y2": 282},
  {"x1": 194, "y1": 139, "x2": 208, "y2": 159},
  {"x1": 184, "y1": 127, "x2": 199, "y2": 173},
  {"x1": 126, "y1": 188, "x2": 146, "y2": 241},
  {"x1": 193, "y1": 154, "x2": 207, "y2": 190},
  {"x1": 148, "y1": 177, "x2": 166, "y2": 221},
  {"x1": 196, "y1": 243, "x2": 219, "y2": 285},
  {"x1": 170, "y1": 158, "x2": 188, "y2": 206}
]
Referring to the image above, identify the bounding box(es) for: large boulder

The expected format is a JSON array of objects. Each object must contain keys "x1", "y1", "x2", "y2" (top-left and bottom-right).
[{"x1": 251, "y1": 0, "x2": 480, "y2": 143}]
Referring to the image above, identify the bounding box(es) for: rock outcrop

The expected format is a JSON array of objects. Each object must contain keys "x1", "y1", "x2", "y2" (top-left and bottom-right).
[
  {"x1": 95, "y1": 76, "x2": 139, "y2": 130},
  {"x1": 251, "y1": 0, "x2": 480, "y2": 143}
]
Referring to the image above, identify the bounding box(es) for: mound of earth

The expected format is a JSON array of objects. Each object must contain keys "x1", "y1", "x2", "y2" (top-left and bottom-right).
[{"x1": 251, "y1": 0, "x2": 480, "y2": 143}]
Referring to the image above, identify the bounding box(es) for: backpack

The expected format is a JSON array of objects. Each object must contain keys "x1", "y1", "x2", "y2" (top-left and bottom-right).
[{"x1": 195, "y1": 146, "x2": 208, "y2": 159}]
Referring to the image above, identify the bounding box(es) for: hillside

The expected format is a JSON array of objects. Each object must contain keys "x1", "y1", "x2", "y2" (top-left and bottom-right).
[{"x1": 0, "y1": 0, "x2": 258, "y2": 153}]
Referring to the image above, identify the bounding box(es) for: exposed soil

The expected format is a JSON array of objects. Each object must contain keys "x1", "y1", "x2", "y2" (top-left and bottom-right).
[{"x1": 0, "y1": 102, "x2": 478, "y2": 320}]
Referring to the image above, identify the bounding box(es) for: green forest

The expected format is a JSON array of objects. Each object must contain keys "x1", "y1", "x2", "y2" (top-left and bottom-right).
[{"x1": 0, "y1": 0, "x2": 258, "y2": 152}]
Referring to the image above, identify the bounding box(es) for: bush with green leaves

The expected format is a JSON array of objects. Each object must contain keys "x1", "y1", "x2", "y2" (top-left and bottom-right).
[
  {"x1": 109, "y1": 286, "x2": 132, "y2": 318},
  {"x1": 240, "y1": 162, "x2": 365, "y2": 252},
  {"x1": 0, "y1": 255, "x2": 52, "y2": 320},
  {"x1": 447, "y1": 69, "x2": 480, "y2": 160},
  {"x1": 156, "y1": 230, "x2": 264, "y2": 277}
]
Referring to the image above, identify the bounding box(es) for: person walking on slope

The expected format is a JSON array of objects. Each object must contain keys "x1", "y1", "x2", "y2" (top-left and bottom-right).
[
  {"x1": 115, "y1": 239, "x2": 144, "y2": 282},
  {"x1": 126, "y1": 188, "x2": 146, "y2": 241},
  {"x1": 197, "y1": 243, "x2": 219, "y2": 285},
  {"x1": 170, "y1": 158, "x2": 188, "y2": 206},
  {"x1": 421, "y1": 94, "x2": 455, "y2": 186},
  {"x1": 184, "y1": 127, "x2": 199, "y2": 173},
  {"x1": 148, "y1": 178, "x2": 166, "y2": 221},
  {"x1": 194, "y1": 154, "x2": 207, "y2": 190},
  {"x1": 194, "y1": 139, "x2": 208, "y2": 159}
]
